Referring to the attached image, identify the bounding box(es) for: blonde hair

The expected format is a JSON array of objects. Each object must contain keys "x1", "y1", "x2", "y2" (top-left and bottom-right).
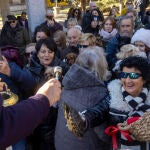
[
  {"x1": 75, "y1": 46, "x2": 107, "y2": 81},
  {"x1": 116, "y1": 44, "x2": 147, "y2": 59},
  {"x1": 79, "y1": 33, "x2": 96, "y2": 46}
]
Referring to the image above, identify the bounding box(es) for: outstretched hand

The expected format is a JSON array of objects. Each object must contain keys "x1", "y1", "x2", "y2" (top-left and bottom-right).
[{"x1": 36, "y1": 78, "x2": 61, "y2": 106}]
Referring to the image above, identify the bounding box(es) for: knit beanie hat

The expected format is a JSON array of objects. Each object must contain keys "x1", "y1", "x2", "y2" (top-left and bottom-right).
[{"x1": 131, "y1": 28, "x2": 150, "y2": 48}]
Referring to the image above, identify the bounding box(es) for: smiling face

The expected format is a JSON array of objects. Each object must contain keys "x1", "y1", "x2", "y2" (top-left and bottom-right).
[
  {"x1": 121, "y1": 67, "x2": 145, "y2": 97},
  {"x1": 37, "y1": 44, "x2": 54, "y2": 67}
]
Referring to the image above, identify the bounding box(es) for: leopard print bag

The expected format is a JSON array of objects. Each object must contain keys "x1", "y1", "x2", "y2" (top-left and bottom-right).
[{"x1": 118, "y1": 112, "x2": 150, "y2": 142}]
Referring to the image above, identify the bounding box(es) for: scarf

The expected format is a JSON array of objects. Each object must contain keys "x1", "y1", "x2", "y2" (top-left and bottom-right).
[
  {"x1": 122, "y1": 87, "x2": 150, "y2": 117},
  {"x1": 99, "y1": 28, "x2": 118, "y2": 41}
]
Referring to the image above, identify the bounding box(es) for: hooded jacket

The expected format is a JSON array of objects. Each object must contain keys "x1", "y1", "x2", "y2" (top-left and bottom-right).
[{"x1": 55, "y1": 64, "x2": 108, "y2": 150}]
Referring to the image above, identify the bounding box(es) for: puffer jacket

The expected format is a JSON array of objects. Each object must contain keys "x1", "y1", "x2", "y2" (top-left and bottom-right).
[{"x1": 55, "y1": 64, "x2": 108, "y2": 150}]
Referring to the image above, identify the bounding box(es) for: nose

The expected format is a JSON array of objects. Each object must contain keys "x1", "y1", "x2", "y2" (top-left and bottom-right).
[{"x1": 125, "y1": 76, "x2": 132, "y2": 82}]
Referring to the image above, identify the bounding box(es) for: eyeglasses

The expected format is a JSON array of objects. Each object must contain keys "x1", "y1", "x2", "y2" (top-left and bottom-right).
[
  {"x1": 77, "y1": 44, "x2": 88, "y2": 49},
  {"x1": 8, "y1": 20, "x2": 16, "y2": 24},
  {"x1": 120, "y1": 72, "x2": 142, "y2": 79}
]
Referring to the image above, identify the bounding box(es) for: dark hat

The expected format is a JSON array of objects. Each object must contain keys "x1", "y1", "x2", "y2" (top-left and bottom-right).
[{"x1": 7, "y1": 15, "x2": 16, "y2": 21}]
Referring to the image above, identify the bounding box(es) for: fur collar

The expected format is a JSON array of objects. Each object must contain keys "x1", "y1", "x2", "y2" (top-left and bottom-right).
[{"x1": 108, "y1": 79, "x2": 150, "y2": 111}]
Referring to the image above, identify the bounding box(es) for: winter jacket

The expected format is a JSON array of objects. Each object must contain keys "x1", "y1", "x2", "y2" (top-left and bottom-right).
[
  {"x1": 9, "y1": 53, "x2": 69, "y2": 150},
  {"x1": 83, "y1": 79, "x2": 150, "y2": 149},
  {"x1": 41, "y1": 21, "x2": 63, "y2": 36},
  {"x1": 108, "y1": 79, "x2": 150, "y2": 150},
  {"x1": 55, "y1": 64, "x2": 108, "y2": 150},
  {"x1": 0, "y1": 22, "x2": 30, "y2": 53},
  {"x1": 105, "y1": 34, "x2": 131, "y2": 69}
]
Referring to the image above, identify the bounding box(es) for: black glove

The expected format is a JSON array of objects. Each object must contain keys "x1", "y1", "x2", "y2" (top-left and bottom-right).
[{"x1": 63, "y1": 102, "x2": 87, "y2": 138}]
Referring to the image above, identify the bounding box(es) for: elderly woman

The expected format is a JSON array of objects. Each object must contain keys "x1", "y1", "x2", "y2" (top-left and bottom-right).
[
  {"x1": 55, "y1": 46, "x2": 110, "y2": 150},
  {"x1": 74, "y1": 56, "x2": 150, "y2": 150},
  {"x1": 131, "y1": 28, "x2": 150, "y2": 60},
  {"x1": 0, "y1": 38, "x2": 69, "y2": 150}
]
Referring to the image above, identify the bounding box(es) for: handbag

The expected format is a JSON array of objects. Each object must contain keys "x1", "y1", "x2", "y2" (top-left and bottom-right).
[{"x1": 118, "y1": 112, "x2": 150, "y2": 142}]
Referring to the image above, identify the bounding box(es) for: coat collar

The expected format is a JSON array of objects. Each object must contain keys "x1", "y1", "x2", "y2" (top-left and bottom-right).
[{"x1": 108, "y1": 79, "x2": 150, "y2": 111}]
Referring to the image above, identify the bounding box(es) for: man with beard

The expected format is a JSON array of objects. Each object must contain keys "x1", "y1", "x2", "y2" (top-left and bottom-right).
[{"x1": 106, "y1": 16, "x2": 134, "y2": 69}]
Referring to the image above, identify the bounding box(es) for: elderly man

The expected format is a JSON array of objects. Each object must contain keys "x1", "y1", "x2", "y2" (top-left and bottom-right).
[
  {"x1": 106, "y1": 16, "x2": 134, "y2": 69},
  {"x1": 67, "y1": 27, "x2": 82, "y2": 47},
  {"x1": 59, "y1": 27, "x2": 81, "y2": 60}
]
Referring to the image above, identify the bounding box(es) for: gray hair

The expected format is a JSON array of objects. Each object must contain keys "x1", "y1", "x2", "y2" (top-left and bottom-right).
[
  {"x1": 118, "y1": 15, "x2": 134, "y2": 30},
  {"x1": 67, "y1": 18, "x2": 78, "y2": 25},
  {"x1": 75, "y1": 46, "x2": 108, "y2": 81}
]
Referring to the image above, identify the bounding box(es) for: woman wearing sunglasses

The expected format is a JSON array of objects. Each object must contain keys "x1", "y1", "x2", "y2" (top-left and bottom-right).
[{"x1": 65, "y1": 56, "x2": 150, "y2": 150}]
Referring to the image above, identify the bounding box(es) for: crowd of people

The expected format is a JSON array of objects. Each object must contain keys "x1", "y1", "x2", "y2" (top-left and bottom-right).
[{"x1": 0, "y1": 0, "x2": 150, "y2": 150}]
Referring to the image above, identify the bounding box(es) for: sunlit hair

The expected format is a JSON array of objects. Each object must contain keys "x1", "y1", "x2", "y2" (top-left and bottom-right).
[
  {"x1": 75, "y1": 46, "x2": 107, "y2": 81},
  {"x1": 79, "y1": 33, "x2": 96, "y2": 46},
  {"x1": 116, "y1": 44, "x2": 147, "y2": 59},
  {"x1": 53, "y1": 30, "x2": 66, "y2": 49}
]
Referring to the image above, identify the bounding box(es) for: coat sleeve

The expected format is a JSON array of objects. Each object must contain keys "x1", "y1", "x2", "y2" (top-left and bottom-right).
[
  {"x1": 105, "y1": 38, "x2": 118, "y2": 69},
  {"x1": 10, "y1": 63, "x2": 37, "y2": 90},
  {"x1": 0, "y1": 94, "x2": 49, "y2": 149},
  {"x1": 83, "y1": 95, "x2": 110, "y2": 128}
]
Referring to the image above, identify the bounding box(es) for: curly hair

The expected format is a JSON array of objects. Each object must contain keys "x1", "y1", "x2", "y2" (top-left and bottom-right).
[{"x1": 120, "y1": 56, "x2": 150, "y2": 83}]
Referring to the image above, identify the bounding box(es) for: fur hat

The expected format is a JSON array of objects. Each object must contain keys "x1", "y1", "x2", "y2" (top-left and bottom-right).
[{"x1": 131, "y1": 28, "x2": 150, "y2": 48}]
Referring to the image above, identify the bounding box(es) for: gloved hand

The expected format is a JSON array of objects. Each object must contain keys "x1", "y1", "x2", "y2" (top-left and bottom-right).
[{"x1": 63, "y1": 102, "x2": 87, "y2": 138}]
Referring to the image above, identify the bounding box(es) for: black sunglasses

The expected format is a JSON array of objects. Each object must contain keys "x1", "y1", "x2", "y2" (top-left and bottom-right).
[
  {"x1": 25, "y1": 51, "x2": 34, "y2": 58},
  {"x1": 77, "y1": 44, "x2": 88, "y2": 49},
  {"x1": 120, "y1": 72, "x2": 142, "y2": 79},
  {"x1": 8, "y1": 20, "x2": 16, "y2": 23}
]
